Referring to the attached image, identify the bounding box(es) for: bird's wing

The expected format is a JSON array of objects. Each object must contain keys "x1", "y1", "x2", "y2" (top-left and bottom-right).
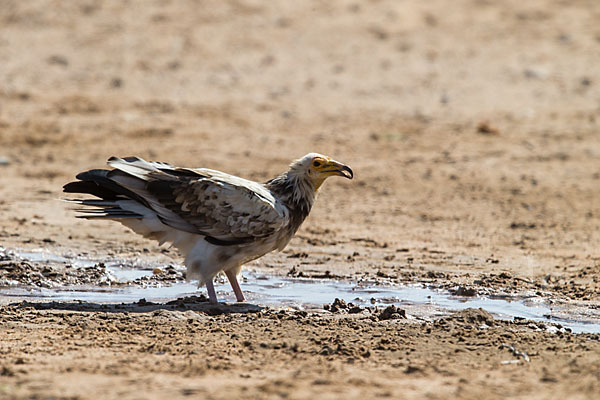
[{"x1": 108, "y1": 157, "x2": 290, "y2": 245}]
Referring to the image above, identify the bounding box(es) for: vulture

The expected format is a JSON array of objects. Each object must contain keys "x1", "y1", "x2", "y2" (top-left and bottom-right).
[{"x1": 63, "y1": 153, "x2": 353, "y2": 303}]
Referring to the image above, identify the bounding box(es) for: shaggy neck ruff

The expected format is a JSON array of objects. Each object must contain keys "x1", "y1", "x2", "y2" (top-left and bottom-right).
[{"x1": 265, "y1": 168, "x2": 316, "y2": 230}]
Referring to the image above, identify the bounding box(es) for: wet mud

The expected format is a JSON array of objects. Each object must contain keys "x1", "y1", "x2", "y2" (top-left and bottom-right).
[
  {"x1": 0, "y1": 248, "x2": 185, "y2": 288},
  {"x1": 1, "y1": 300, "x2": 599, "y2": 400}
]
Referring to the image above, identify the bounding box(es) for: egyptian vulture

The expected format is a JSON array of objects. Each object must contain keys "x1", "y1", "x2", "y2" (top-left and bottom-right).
[{"x1": 63, "y1": 153, "x2": 353, "y2": 303}]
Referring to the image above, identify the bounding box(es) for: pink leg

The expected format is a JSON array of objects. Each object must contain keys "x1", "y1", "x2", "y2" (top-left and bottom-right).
[
  {"x1": 205, "y1": 279, "x2": 218, "y2": 304},
  {"x1": 225, "y1": 270, "x2": 245, "y2": 302}
]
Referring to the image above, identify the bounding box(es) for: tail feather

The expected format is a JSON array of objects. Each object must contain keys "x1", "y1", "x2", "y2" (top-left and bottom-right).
[
  {"x1": 63, "y1": 168, "x2": 150, "y2": 208},
  {"x1": 63, "y1": 156, "x2": 199, "y2": 238},
  {"x1": 68, "y1": 199, "x2": 144, "y2": 219},
  {"x1": 67, "y1": 199, "x2": 120, "y2": 207},
  {"x1": 63, "y1": 164, "x2": 150, "y2": 220},
  {"x1": 63, "y1": 169, "x2": 122, "y2": 200}
]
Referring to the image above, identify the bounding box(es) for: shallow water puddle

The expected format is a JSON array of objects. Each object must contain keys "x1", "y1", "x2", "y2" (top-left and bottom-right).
[{"x1": 2, "y1": 249, "x2": 600, "y2": 333}]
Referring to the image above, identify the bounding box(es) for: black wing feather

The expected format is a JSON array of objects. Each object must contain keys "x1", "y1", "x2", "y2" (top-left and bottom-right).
[{"x1": 63, "y1": 169, "x2": 151, "y2": 209}]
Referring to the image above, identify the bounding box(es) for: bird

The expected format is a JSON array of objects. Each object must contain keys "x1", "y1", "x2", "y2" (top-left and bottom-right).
[{"x1": 63, "y1": 153, "x2": 353, "y2": 303}]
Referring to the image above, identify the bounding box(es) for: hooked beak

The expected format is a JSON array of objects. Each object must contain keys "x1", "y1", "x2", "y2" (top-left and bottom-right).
[{"x1": 323, "y1": 161, "x2": 353, "y2": 179}]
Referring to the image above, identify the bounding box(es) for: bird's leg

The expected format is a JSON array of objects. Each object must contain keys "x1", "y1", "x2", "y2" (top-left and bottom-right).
[
  {"x1": 205, "y1": 279, "x2": 218, "y2": 304},
  {"x1": 225, "y1": 269, "x2": 245, "y2": 302}
]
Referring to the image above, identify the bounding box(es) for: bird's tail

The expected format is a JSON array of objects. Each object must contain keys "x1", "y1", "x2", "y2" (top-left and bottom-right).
[
  {"x1": 62, "y1": 164, "x2": 150, "y2": 219},
  {"x1": 63, "y1": 156, "x2": 202, "y2": 249}
]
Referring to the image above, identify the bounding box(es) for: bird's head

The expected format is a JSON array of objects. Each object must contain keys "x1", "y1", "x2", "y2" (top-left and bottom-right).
[{"x1": 289, "y1": 153, "x2": 353, "y2": 191}]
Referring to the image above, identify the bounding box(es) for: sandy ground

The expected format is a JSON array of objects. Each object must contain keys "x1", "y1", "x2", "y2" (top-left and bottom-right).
[{"x1": 1, "y1": 0, "x2": 600, "y2": 399}]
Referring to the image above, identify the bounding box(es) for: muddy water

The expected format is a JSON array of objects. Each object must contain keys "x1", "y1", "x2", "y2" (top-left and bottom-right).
[{"x1": 2, "y1": 249, "x2": 599, "y2": 333}]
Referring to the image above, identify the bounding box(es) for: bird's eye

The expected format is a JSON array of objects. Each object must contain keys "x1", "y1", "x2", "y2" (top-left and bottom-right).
[{"x1": 313, "y1": 160, "x2": 321, "y2": 167}]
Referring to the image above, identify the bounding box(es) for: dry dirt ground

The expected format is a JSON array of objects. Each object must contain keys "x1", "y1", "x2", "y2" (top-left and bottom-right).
[{"x1": 1, "y1": 0, "x2": 600, "y2": 399}]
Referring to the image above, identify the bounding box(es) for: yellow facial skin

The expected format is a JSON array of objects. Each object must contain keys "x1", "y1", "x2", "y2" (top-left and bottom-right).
[{"x1": 308, "y1": 156, "x2": 353, "y2": 191}]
